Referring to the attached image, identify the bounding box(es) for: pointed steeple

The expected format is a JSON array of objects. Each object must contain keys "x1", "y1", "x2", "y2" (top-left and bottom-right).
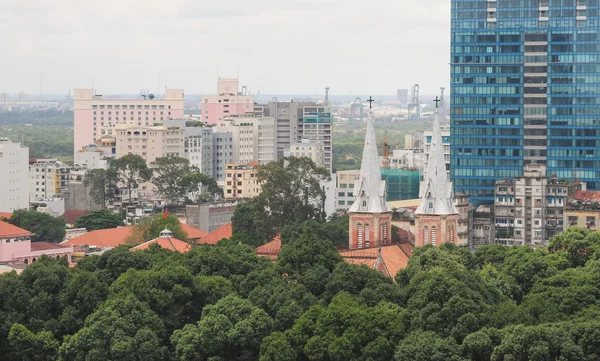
[
  {"x1": 349, "y1": 109, "x2": 388, "y2": 213},
  {"x1": 415, "y1": 104, "x2": 457, "y2": 215}
]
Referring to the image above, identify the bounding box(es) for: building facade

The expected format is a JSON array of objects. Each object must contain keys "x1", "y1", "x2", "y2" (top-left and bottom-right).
[
  {"x1": 114, "y1": 125, "x2": 184, "y2": 164},
  {"x1": 224, "y1": 163, "x2": 261, "y2": 199},
  {"x1": 284, "y1": 139, "x2": 323, "y2": 166},
  {"x1": 29, "y1": 159, "x2": 71, "y2": 202},
  {"x1": 201, "y1": 78, "x2": 253, "y2": 125},
  {"x1": 163, "y1": 119, "x2": 214, "y2": 176},
  {"x1": 494, "y1": 164, "x2": 582, "y2": 246},
  {"x1": 212, "y1": 131, "x2": 234, "y2": 183},
  {"x1": 73, "y1": 88, "x2": 185, "y2": 154},
  {"x1": 0, "y1": 139, "x2": 29, "y2": 212},
  {"x1": 451, "y1": 0, "x2": 600, "y2": 206}
]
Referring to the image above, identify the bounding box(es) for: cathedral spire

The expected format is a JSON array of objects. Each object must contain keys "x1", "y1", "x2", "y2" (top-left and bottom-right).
[
  {"x1": 349, "y1": 101, "x2": 387, "y2": 214},
  {"x1": 415, "y1": 98, "x2": 457, "y2": 215}
]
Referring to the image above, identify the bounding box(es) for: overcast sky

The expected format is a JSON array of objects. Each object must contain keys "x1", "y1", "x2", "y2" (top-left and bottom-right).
[{"x1": 0, "y1": 0, "x2": 450, "y2": 97}]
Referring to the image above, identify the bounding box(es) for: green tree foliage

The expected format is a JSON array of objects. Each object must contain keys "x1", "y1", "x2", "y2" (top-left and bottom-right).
[
  {"x1": 233, "y1": 157, "x2": 330, "y2": 243},
  {"x1": 7, "y1": 223, "x2": 600, "y2": 360},
  {"x1": 110, "y1": 154, "x2": 152, "y2": 205},
  {"x1": 0, "y1": 124, "x2": 73, "y2": 161},
  {"x1": 151, "y1": 155, "x2": 194, "y2": 205},
  {"x1": 8, "y1": 209, "x2": 65, "y2": 243},
  {"x1": 183, "y1": 170, "x2": 223, "y2": 204},
  {"x1": 127, "y1": 214, "x2": 188, "y2": 243},
  {"x1": 281, "y1": 214, "x2": 349, "y2": 248},
  {"x1": 74, "y1": 209, "x2": 123, "y2": 231},
  {"x1": 83, "y1": 168, "x2": 117, "y2": 208}
]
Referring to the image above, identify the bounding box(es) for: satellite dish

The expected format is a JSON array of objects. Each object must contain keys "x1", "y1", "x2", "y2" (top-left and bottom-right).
[{"x1": 148, "y1": 93, "x2": 155, "y2": 99}]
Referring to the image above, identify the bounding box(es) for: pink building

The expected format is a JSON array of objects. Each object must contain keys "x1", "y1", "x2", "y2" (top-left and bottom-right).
[
  {"x1": 201, "y1": 79, "x2": 253, "y2": 125},
  {"x1": 73, "y1": 89, "x2": 185, "y2": 154},
  {"x1": 0, "y1": 220, "x2": 73, "y2": 265}
]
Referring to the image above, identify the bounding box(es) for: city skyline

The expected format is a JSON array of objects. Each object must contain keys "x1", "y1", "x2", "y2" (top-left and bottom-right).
[{"x1": 0, "y1": 0, "x2": 450, "y2": 95}]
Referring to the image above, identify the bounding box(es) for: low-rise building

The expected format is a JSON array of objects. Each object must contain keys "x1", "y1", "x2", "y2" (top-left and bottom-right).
[
  {"x1": 224, "y1": 163, "x2": 261, "y2": 199},
  {"x1": 186, "y1": 201, "x2": 238, "y2": 233},
  {"x1": 335, "y1": 170, "x2": 360, "y2": 210},
  {"x1": 75, "y1": 145, "x2": 109, "y2": 169},
  {"x1": 0, "y1": 220, "x2": 73, "y2": 265},
  {"x1": 564, "y1": 190, "x2": 600, "y2": 231},
  {"x1": 472, "y1": 205, "x2": 495, "y2": 250}
]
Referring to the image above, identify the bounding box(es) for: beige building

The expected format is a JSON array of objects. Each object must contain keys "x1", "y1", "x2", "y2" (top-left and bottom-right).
[
  {"x1": 224, "y1": 163, "x2": 261, "y2": 199},
  {"x1": 29, "y1": 159, "x2": 71, "y2": 202},
  {"x1": 284, "y1": 139, "x2": 323, "y2": 167},
  {"x1": 335, "y1": 170, "x2": 360, "y2": 210},
  {"x1": 115, "y1": 125, "x2": 184, "y2": 164},
  {"x1": 217, "y1": 113, "x2": 276, "y2": 165}
]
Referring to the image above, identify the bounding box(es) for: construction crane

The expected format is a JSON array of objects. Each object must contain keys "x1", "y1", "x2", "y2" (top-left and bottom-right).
[
  {"x1": 382, "y1": 133, "x2": 391, "y2": 169},
  {"x1": 407, "y1": 84, "x2": 420, "y2": 120},
  {"x1": 350, "y1": 97, "x2": 364, "y2": 122}
]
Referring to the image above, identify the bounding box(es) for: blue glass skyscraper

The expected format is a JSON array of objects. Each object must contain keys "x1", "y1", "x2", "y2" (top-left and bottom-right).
[{"x1": 451, "y1": 0, "x2": 600, "y2": 206}]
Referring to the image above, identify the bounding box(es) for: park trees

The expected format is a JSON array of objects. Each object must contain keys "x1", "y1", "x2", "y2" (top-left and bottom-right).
[
  {"x1": 83, "y1": 168, "x2": 117, "y2": 208},
  {"x1": 8, "y1": 210, "x2": 65, "y2": 243},
  {"x1": 150, "y1": 155, "x2": 193, "y2": 205},
  {"x1": 111, "y1": 154, "x2": 152, "y2": 205},
  {"x1": 74, "y1": 209, "x2": 123, "y2": 231}
]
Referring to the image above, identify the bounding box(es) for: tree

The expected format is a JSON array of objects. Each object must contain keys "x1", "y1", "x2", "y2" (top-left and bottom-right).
[
  {"x1": 74, "y1": 209, "x2": 123, "y2": 231},
  {"x1": 8, "y1": 210, "x2": 65, "y2": 243},
  {"x1": 110, "y1": 154, "x2": 152, "y2": 205},
  {"x1": 151, "y1": 155, "x2": 194, "y2": 205},
  {"x1": 7, "y1": 323, "x2": 59, "y2": 361},
  {"x1": 183, "y1": 170, "x2": 223, "y2": 204},
  {"x1": 83, "y1": 168, "x2": 117, "y2": 208},
  {"x1": 249, "y1": 157, "x2": 330, "y2": 241},
  {"x1": 126, "y1": 214, "x2": 188, "y2": 243},
  {"x1": 395, "y1": 331, "x2": 463, "y2": 361}
]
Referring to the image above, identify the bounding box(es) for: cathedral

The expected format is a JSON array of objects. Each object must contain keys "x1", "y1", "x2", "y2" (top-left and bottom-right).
[{"x1": 413, "y1": 100, "x2": 459, "y2": 246}]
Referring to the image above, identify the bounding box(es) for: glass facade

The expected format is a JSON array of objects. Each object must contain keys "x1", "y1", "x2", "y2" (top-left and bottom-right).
[{"x1": 451, "y1": 0, "x2": 600, "y2": 206}]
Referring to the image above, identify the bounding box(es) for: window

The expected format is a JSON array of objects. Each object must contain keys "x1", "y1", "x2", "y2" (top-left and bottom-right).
[
  {"x1": 424, "y1": 226, "x2": 429, "y2": 245},
  {"x1": 358, "y1": 224, "x2": 363, "y2": 248},
  {"x1": 365, "y1": 224, "x2": 370, "y2": 247},
  {"x1": 447, "y1": 225, "x2": 454, "y2": 243},
  {"x1": 431, "y1": 226, "x2": 437, "y2": 246}
]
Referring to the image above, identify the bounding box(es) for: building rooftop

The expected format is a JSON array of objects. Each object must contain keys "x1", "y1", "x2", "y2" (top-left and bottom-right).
[
  {"x1": 256, "y1": 235, "x2": 282, "y2": 261},
  {"x1": 30, "y1": 242, "x2": 71, "y2": 251},
  {"x1": 0, "y1": 220, "x2": 34, "y2": 238},
  {"x1": 63, "y1": 227, "x2": 133, "y2": 248},
  {"x1": 338, "y1": 244, "x2": 410, "y2": 278},
  {"x1": 180, "y1": 223, "x2": 208, "y2": 240},
  {"x1": 62, "y1": 210, "x2": 90, "y2": 225},
  {"x1": 197, "y1": 223, "x2": 233, "y2": 245},
  {"x1": 130, "y1": 236, "x2": 191, "y2": 253}
]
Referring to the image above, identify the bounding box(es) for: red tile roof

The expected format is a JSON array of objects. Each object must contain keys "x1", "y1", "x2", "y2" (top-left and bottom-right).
[
  {"x1": 62, "y1": 210, "x2": 90, "y2": 225},
  {"x1": 197, "y1": 223, "x2": 232, "y2": 245},
  {"x1": 180, "y1": 223, "x2": 208, "y2": 240},
  {"x1": 130, "y1": 237, "x2": 192, "y2": 253},
  {"x1": 256, "y1": 235, "x2": 282, "y2": 260},
  {"x1": 573, "y1": 190, "x2": 600, "y2": 203},
  {"x1": 63, "y1": 227, "x2": 133, "y2": 248},
  {"x1": 398, "y1": 242, "x2": 414, "y2": 257},
  {"x1": 339, "y1": 244, "x2": 410, "y2": 278},
  {"x1": 0, "y1": 212, "x2": 13, "y2": 220},
  {"x1": 30, "y1": 242, "x2": 71, "y2": 251},
  {"x1": 0, "y1": 220, "x2": 34, "y2": 238}
]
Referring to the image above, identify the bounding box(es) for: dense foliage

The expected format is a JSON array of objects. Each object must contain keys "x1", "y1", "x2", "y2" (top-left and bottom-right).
[
  {"x1": 7, "y1": 209, "x2": 66, "y2": 243},
  {"x1": 1, "y1": 125, "x2": 73, "y2": 162},
  {"x1": 126, "y1": 214, "x2": 188, "y2": 243},
  {"x1": 3, "y1": 226, "x2": 600, "y2": 360},
  {"x1": 74, "y1": 210, "x2": 123, "y2": 231}
]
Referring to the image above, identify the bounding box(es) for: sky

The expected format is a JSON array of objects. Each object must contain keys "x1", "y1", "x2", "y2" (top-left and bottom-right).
[{"x1": 0, "y1": 0, "x2": 450, "y2": 97}]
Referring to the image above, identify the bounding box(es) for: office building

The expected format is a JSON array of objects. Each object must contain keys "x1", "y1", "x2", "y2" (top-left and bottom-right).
[
  {"x1": 115, "y1": 125, "x2": 184, "y2": 164},
  {"x1": 216, "y1": 116, "x2": 256, "y2": 165},
  {"x1": 212, "y1": 131, "x2": 234, "y2": 182},
  {"x1": 201, "y1": 78, "x2": 253, "y2": 125},
  {"x1": 451, "y1": 0, "x2": 600, "y2": 206},
  {"x1": 0, "y1": 139, "x2": 29, "y2": 212},
  {"x1": 75, "y1": 145, "x2": 109, "y2": 170},
  {"x1": 494, "y1": 164, "x2": 582, "y2": 247},
  {"x1": 260, "y1": 101, "x2": 333, "y2": 172},
  {"x1": 29, "y1": 159, "x2": 70, "y2": 202},
  {"x1": 73, "y1": 88, "x2": 184, "y2": 154}
]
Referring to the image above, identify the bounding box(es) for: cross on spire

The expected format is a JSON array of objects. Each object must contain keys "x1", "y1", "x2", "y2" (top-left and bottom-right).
[
  {"x1": 433, "y1": 96, "x2": 441, "y2": 108},
  {"x1": 367, "y1": 96, "x2": 375, "y2": 109}
]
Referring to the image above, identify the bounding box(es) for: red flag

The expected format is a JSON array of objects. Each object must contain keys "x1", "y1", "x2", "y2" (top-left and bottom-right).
[{"x1": 163, "y1": 209, "x2": 168, "y2": 219}]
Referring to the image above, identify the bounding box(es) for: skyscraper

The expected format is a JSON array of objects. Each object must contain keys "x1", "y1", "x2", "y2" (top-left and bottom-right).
[{"x1": 451, "y1": 0, "x2": 600, "y2": 206}]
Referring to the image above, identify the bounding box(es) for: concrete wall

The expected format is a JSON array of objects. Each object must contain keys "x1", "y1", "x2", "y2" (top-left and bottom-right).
[{"x1": 63, "y1": 182, "x2": 103, "y2": 211}]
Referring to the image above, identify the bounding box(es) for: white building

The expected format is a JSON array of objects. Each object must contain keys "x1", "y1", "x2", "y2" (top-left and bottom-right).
[
  {"x1": 75, "y1": 145, "x2": 109, "y2": 170},
  {"x1": 0, "y1": 139, "x2": 29, "y2": 212},
  {"x1": 284, "y1": 139, "x2": 323, "y2": 167},
  {"x1": 163, "y1": 119, "x2": 214, "y2": 176},
  {"x1": 216, "y1": 113, "x2": 276, "y2": 165},
  {"x1": 29, "y1": 159, "x2": 71, "y2": 202}
]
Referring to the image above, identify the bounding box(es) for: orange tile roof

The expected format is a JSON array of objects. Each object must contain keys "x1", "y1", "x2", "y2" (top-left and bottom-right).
[
  {"x1": 30, "y1": 242, "x2": 71, "y2": 251},
  {"x1": 197, "y1": 223, "x2": 232, "y2": 245},
  {"x1": 256, "y1": 234, "x2": 282, "y2": 260},
  {"x1": 574, "y1": 190, "x2": 600, "y2": 203},
  {"x1": 130, "y1": 237, "x2": 192, "y2": 253},
  {"x1": 0, "y1": 212, "x2": 13, "y2": 220},
  {"x1": 62, "y1": 210, "x2": 89, "y2": 225},
  {"x1": 339, "y1": 244, "x2": 410, "y2": 278},
  {"x1": 0, "y1": 220, "x2": 34, "y2": 238},
  {"x1": 63, "y1": 227, "x2": 133, "y2": 248},
  {"x1": 180, "y1": 223, "x2": 207, "y2": 240}
]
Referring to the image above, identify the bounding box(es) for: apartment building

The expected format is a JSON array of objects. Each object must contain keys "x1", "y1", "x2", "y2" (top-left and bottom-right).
[
  {"x1": 284, "y1": 139, "x2": 323, "y2": 167},
  {"x1": 224, "y1": 163, "x2": 261, "y2": 199},
  {"x1": 74, "y1": 145, "x2": 109, "y2": 170},
  {"x1": 114, "y1": 125, "x2": 184, "y2": 164},
  {"x1": 494, "y1": 164, "x2": 583, "y2": 247},
  {"x1": 0, "y1": 139, "x2": 29, "y2": 212},
  {"x1": 29, "y1": 159, "x2": 71, "y2": 202},
  {"x1": 201, "y1": 78, "x2": 253, "y2": 124},
  {"x1": 163, "y1": 119, "x2": 214, "y2": 176},
  {"x1": 73, "y1": 88, "x2": 184, "y2": 153},
  {"x1": 335, "y1": 170, "x2": 360, "y2": 210}
]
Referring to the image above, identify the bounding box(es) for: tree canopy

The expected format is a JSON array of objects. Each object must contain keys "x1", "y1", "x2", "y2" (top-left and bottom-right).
[
  {"x1": 2, "y1": 225, "x2": 600, "y2": 360},
  {"x1": 74, "y1": 210, "x2": 123, "y2": 231},
  {"x1": 7, "y1": 210, "x2": 66, "y2": 243}
]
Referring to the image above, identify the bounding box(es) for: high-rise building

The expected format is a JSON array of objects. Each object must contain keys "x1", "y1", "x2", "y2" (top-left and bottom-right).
[
  {"x1": 73, "y1": 88, "x2": 185, "y2": 154},
  {"x1": 224, "y1": 163, "x2": 261, "y2": 199},
  {"x1": 0, "y1": 139, "x2": 29, "y2": 212},
  {"x1": 201, "y1": 78, "x2": 253, "y2": 125},
  {"x1": 284, "y1": 139, "x2": 323, "y2": 167},
  {"x1": 212, "y1": 131, "x2": 233, "y2": 183},
  {"x1": 450, "y1": 0, "x2": 600, "y2": 207},
  {"x1": 260, "y1": 101, "x2": 333, "y2": 172}
]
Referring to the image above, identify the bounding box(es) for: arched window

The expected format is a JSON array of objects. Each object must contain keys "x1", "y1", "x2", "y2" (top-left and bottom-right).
[
  {"x1": 32, "y1": 258, "x2": 37, "y2": 263},
  {"x1": 383, "y1": 222, "x2": 388, "y2": 243},
  {"x1": 365, "y1": 224, "x2": 371, "y2": 247},
  {"x1": 447, "y1": 225, "x2": 455, "y2": 243},
  {"x1": 357, "y1": 224, "x2": 363, "y2": 248},
  {"x1": 23, "y1": 259, "x2": 28, "y2": 265},
  {"x1": 431, "y1": 226, "x2": 437, "y2": 246},
  {"x1": 424, "y1": 226, "x2": 429, "y2": 245}
]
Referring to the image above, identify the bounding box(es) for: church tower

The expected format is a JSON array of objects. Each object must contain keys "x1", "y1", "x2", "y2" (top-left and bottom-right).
[
  {"x1": 414, "y1": 98, "x2": 459, "y2": 247},
  {"x1": 348, "y1": 99, "x2": 392, "y2": 249}
]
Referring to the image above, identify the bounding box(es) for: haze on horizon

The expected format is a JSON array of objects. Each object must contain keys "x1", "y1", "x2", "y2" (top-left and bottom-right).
[{"x1": 0, "y1": 0, "x2": 450, "y2": 96}]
